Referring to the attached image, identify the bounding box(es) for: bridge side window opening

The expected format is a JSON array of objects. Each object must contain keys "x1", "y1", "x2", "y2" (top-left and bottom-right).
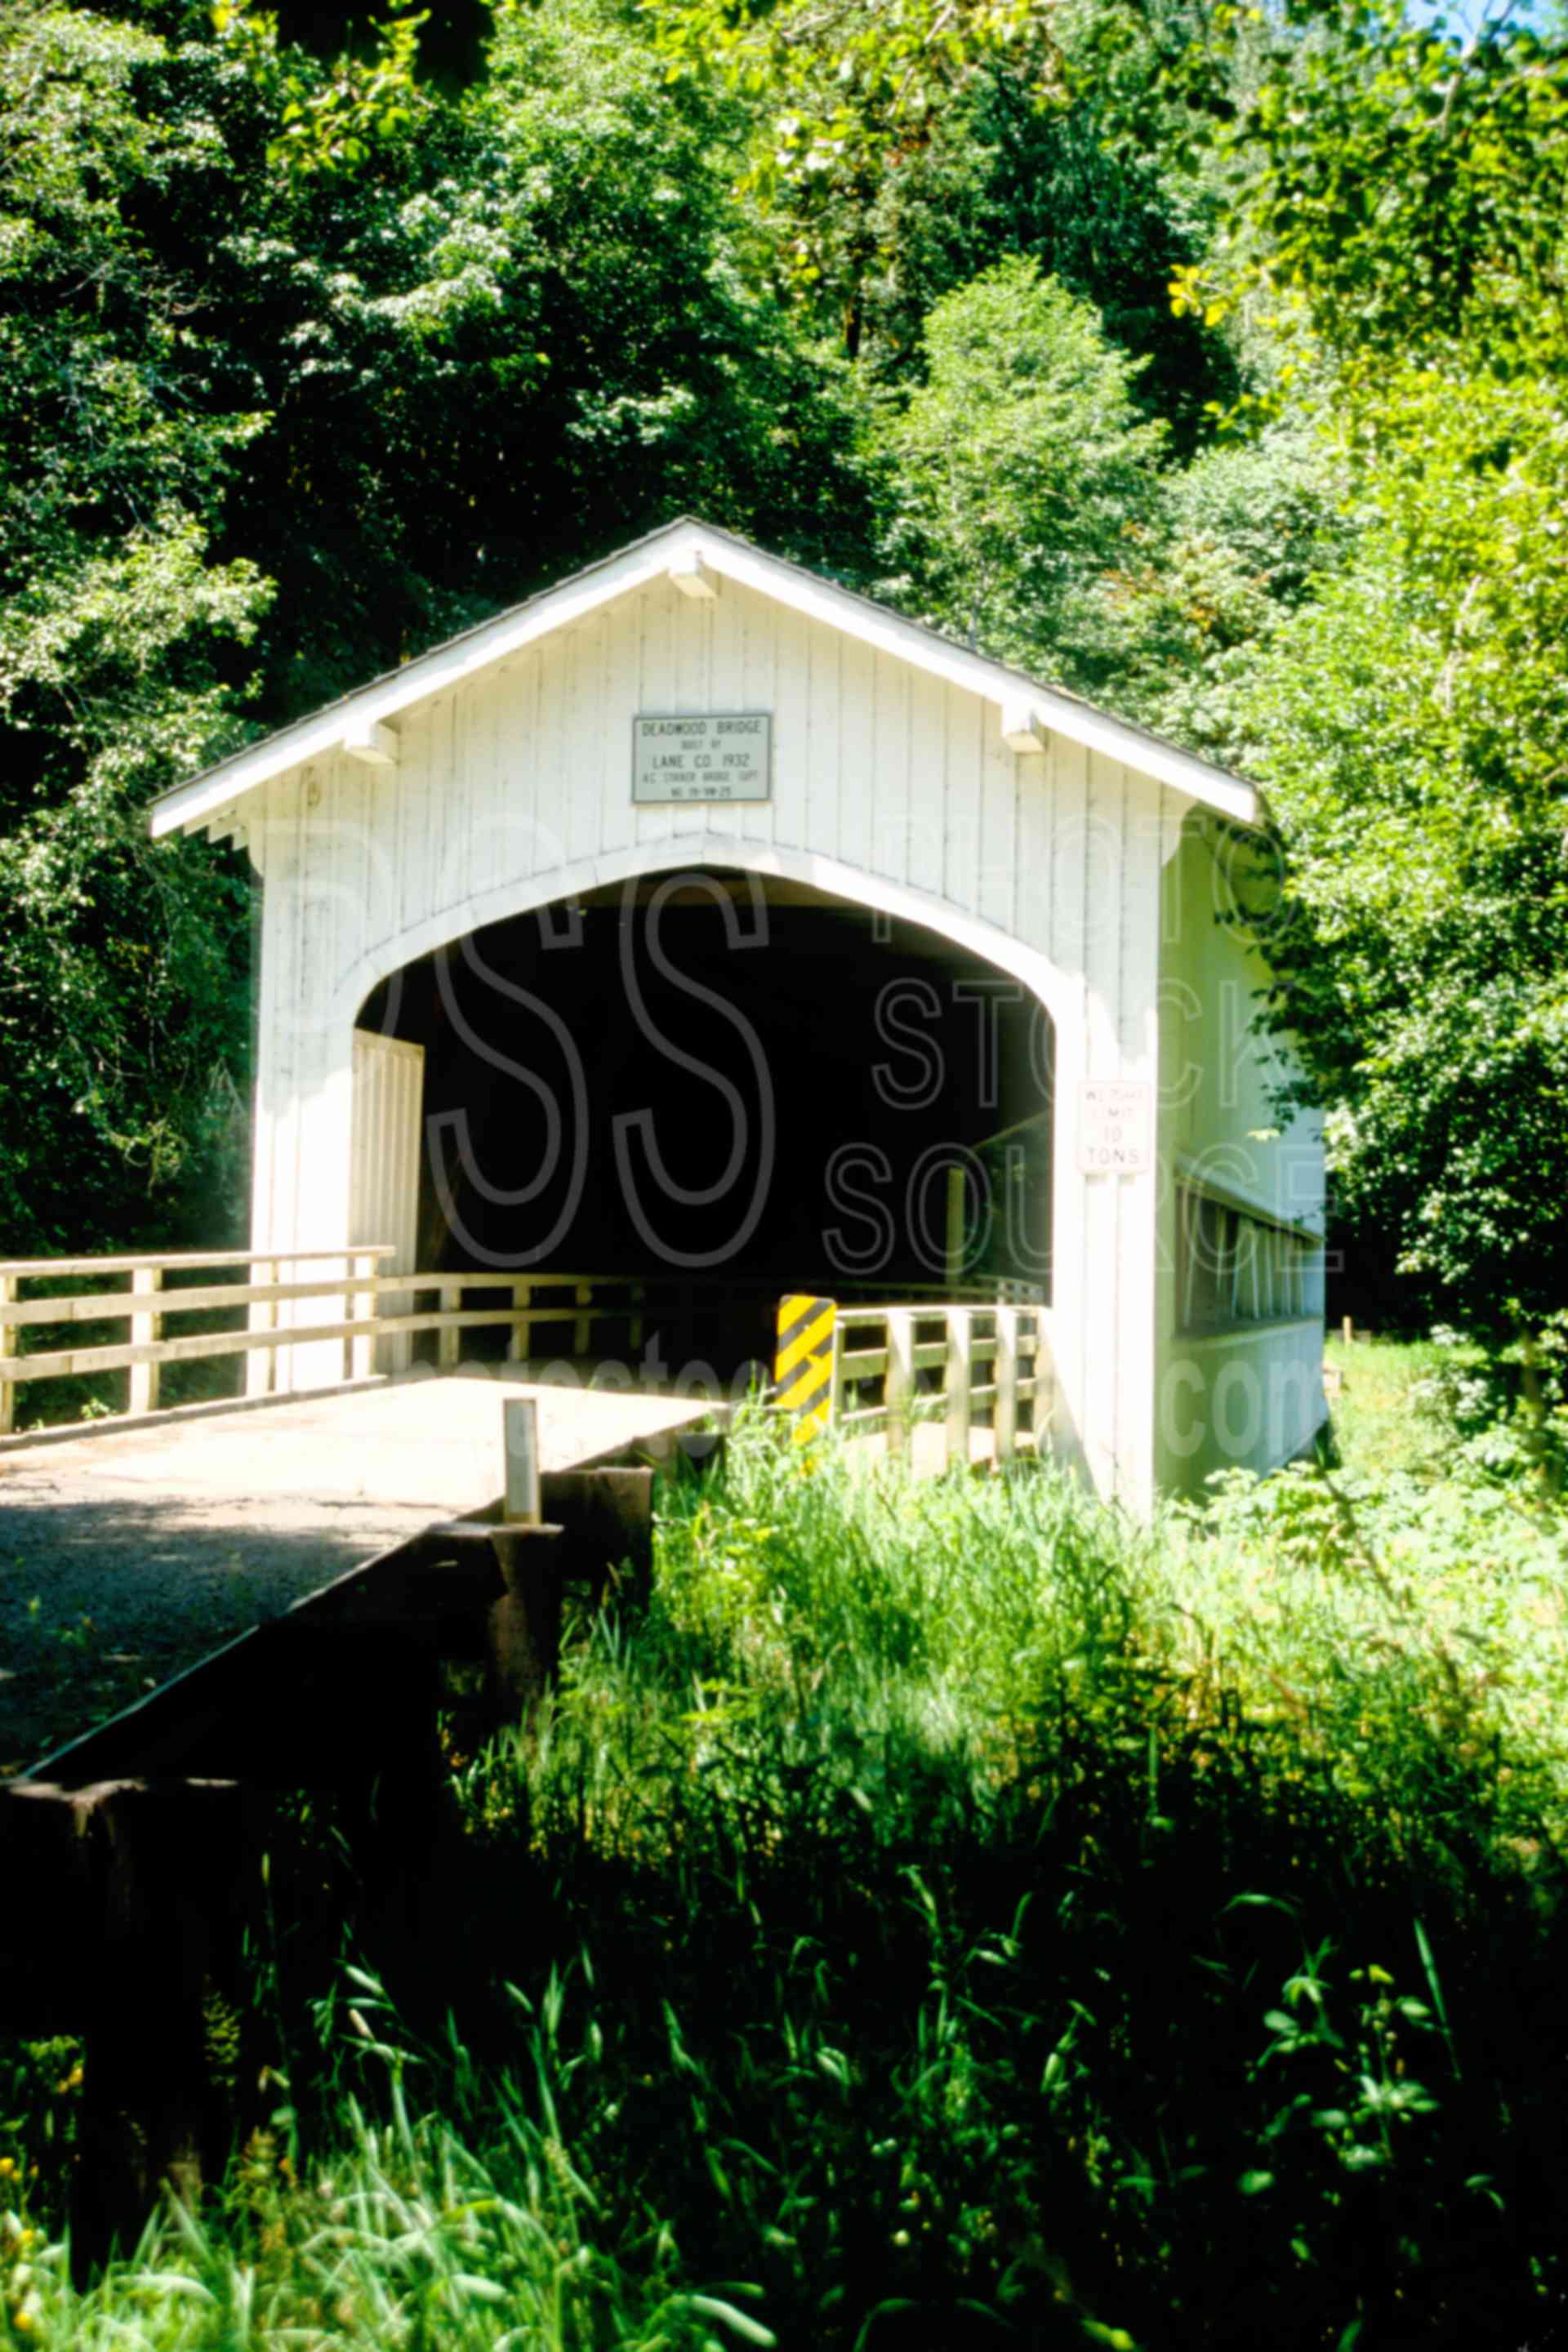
[{"x1": 1178, "y1": 1185, "x2": 1316, "y2": 1334}]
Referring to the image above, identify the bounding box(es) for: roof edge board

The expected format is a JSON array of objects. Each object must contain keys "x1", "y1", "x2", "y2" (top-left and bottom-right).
[
  {"x1": 148, "y1": 539, "x2": 675, "y2": 838},
  {"x1": 149, "y1": 519, "x2": 1258, "y2": 838},
  {"x1": 701, "y1": 534, "x2": 1258, "y2": 822}
]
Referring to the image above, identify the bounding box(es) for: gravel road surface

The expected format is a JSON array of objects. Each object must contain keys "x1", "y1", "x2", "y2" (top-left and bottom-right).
[
  {"x1": 0, "y1": 1374, "x2": 709, "y2": 1775},
  {"x1": 0, "y1": 1459, "x2": 443, "y2": 1775}
]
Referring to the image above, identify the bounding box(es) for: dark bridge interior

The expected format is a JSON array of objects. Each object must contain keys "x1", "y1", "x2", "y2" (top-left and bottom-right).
[{"x1": 357, "y1": 870, "x2": 1053, "y2": 1378}]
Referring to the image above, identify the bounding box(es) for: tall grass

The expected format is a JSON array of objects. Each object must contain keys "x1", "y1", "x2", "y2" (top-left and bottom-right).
[{"x1": 5, "y1": 1396, "x2": 1568, "y2": 2348}]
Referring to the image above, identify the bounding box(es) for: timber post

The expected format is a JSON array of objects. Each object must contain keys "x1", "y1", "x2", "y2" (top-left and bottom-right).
[
  {"x1": 127, "y1": 1266, "x2": 163, "y2": 1417},
  {"x1": 0, "y1": 1272, "x2": 13, "y2": 1435},
  {"x1": 995, "y1": 1306, "x2": 1019, "y2": 1463},
  {"x1": 945, "y1": 1307, "x2": 973, "y2": 1468},
  {"x1": 884, "y1": 1309, "x2": 914, "y2": 1463},
  {"x1": 0, "y1": 1775, "x2": 263, "y2": 2277}
]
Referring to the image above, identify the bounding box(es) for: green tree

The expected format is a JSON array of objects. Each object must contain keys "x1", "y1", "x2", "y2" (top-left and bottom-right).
[
  {"x1": 0, "y1": 0, "x2": 866, "y2": 1249},
  {"x1": 648, "y1": 0, "x2": 1064, "y2": 352},
  {"x1": 871, "y1": 256, "x2": 1169, "y2": 694},
  {"x1": 0, "y1": 3, "x2": 272, "y2": 1249},
  {"x1": 1102, "y1": 405, "x2": 1350, "y2": 752},
  {"x1": 1112, "y1": 0, "x2": 1568, "y2": 1329},
  {"x1": 846, "y1": 60, "x2": 1238, "y2": 448},
  {"x1": 1188, "y1": 0, "x2": 1568, "y2": 382},
  {"x1": 1233, "y1": 366, "x2": 1568, "y2": 1331}
]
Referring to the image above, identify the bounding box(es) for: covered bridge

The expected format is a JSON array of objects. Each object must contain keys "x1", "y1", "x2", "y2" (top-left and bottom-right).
[{"x1": 149, "y1": 519, "x2": 1326, "y2": 1506}]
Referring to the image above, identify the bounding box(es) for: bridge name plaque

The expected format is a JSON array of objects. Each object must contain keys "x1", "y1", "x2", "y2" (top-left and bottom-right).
[{"x1": 633, "y1": 712, "x2": 772, "y2": 804}]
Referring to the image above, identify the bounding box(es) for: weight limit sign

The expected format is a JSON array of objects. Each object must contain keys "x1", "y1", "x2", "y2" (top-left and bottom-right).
[{"x1": 773, "y1": 1295, "x2": 837, "y2": 1443}]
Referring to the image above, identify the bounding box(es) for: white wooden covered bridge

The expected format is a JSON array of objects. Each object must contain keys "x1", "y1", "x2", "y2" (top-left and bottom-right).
[{"x1": 27, "y1": 518, "x2": 1325, "y2": 1507}]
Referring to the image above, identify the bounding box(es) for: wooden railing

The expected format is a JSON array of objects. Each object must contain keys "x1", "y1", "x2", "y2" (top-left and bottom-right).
[
  {"x1": 0, "y1": 1250, "x2": 1052, "y2": 1458},
  {"x1": 829, "y1": 1299, "x2": 1050, "y2": 1468},
  {"x1": 0, "y1": 1251, "x2": 652, "y2": 1437}
]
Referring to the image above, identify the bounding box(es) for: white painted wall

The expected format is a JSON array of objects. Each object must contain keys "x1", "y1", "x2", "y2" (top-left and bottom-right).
[
  {"x1": 1154, "y1": 813, "x2": 1327, "y2": 1485},
  {"x1": 350, "y1": 1030, "x2": 424, "y2": 1372},
  {"x1": 242, "y1": 568, "x2": 1245, "y2": 1504}
]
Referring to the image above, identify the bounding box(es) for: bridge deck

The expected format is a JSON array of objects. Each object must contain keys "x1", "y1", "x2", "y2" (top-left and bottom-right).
[{"x1": 0, "y1": 1374, "x2": 710, "y2": 1774}]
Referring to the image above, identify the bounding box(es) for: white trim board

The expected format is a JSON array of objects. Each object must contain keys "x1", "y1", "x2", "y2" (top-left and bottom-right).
[{"x1": 149, "y1": 519, "x2": 1260, "y2": 842}]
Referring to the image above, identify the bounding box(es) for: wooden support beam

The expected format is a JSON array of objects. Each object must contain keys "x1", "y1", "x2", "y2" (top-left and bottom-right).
[
  {"x1": 0, "y1": 1778, "x2": 261, "y2": 2270},
  {"x1": 884, "y1": 1309, "x2": 913, "y2": 1463},
  {"x1": 1000, "y1": 699, "x2": 1047, "y2": 755},
  {"x1": 994, "y1": 1305, "x2": 1018, "y2": 1464},
  {"x1": 486, "y1": 1526, "x2": 567, "y2": 1720},
  {"x1": 4, "y1": 1268, "x2": 634, "y2": 1327},
  {"x1": 667, "y1": 549, "x2": 718, "y2": 599},
  {"x1": 541, "y1": 1467, "x2": 654, "y2": 1608},
  {"x1": 0, "y1": 1246, "x2": 394, "y2": 1279},
  {"x1": 507, "y1": 1280, "x2": 531, "y2": 1363},
  {"x1": 349, "y1": 1251, "x2": 377, "y2": 1381},
  {"x1": 0, "y1": 1272, "x2": 13, "y2": 1436},
  {"x1": 127, "y1": 1266, "x2": 163, "y2": 1416},
  {"x1": 247, "y1": 1257, "x2": 276, "y2": 1398},
  {"x1": 341, "y1": 716, "x2": 399, "y2": 768},
  {"x1": 505, "y1": 1396, "x2": 541, "y2": 1521},
  {"x1": 27, "y1": 1618, "x2": 444, "y2": 1791},
  {"x1": 945, "y1": 1307, "x2": 973, "y2": 1469},
  {"x1": 945, "y1": 1166, "x2": 967, "y2": 1285}
]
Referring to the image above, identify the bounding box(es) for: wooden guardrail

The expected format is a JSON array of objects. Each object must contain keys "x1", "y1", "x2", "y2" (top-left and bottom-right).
[
  {"x1": 0, "y1": 1252, "x2": 651, "y2": 1436},
  {"x1": 829, "y1": 1299, "x2": 1050, "y2": 1468}
]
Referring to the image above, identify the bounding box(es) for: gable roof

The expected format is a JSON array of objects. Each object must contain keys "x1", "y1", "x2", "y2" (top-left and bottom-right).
[{"x1": 147, "y1": 516, "x2": 1258, "y2": 840}]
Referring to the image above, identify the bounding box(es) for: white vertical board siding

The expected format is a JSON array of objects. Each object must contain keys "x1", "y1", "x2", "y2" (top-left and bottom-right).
[
  {"x1": 906, "y1": 668, "x2": 947, "y2": 900},
  {"x1": 836, "y1": 634, "x2": 875, "y2": 877},
  {"x1": 871, "y1": 649, "x2": 911, "y2": 889},
  {"x1": 977, "y1": 707, "x2": 1018, "y2": 939},
  {"x1": 247, "y1": 570, "x2": 1181, "y2": 1499},
  {"x1": 1076, "y1": 756, "x2": 1129, "y2": 1497},
  {"x1": 806, "y1": 623, "x2": 842, "y2": 863},
  {"x1": 1153, "y1": 811, "x2": 1327, "y2": 1490},
  {"x1": 351, "y1": 1029, "x2": 425, "y2": 1371},
  {"x1": 1110, "y1": 777, "x2": 1166, "y2": 1512},
  {"x1": 768, "y1": 601, "x2": 811, "y2": 856}
]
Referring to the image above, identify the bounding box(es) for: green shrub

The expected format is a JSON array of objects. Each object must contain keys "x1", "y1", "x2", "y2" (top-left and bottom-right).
[{"x1": 5, "y1": 1407, "x2": 1566, "y2": 2347}]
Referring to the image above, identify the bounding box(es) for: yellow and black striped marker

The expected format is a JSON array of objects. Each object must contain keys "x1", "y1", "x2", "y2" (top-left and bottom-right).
[{"x1": 773, "y1": 1294, "x2": 837, "y2": 1443}]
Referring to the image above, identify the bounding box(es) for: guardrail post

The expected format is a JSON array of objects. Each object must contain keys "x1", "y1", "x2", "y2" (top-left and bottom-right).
[
  {"x1": 439, "y1": 1281, "x2": 461, "y2": 1368},
  {"x1": 504, "y1": 1396, "x2": 541, "y2": 1521},
  {"x1": 945, "y1": 1307, "x2": 973, "y2": 1470},
  {"x1": 508, "y1": 1281, "x2": 531, "y2": 1363},
  {"x1": 885, "y1": 1309, "x2": 913, "y2": 1462},
  {"x1": 1027, "y1": 1310, "x2": 1053, "y2": 1451},
  {"x1": 128, "y1": 1265, "x2": 163, "y2": 1417},
  {"x1": 247, "y1": 1258, "x2": 275, "y2": 1398},
  {"x1": 574, "y1": 1280, "x2": 593, "y2": 1358},
  {"x1": 994, "y1": 1305, "x2": 1018, "y2": 1463},
  {"x1": 349, "y1": 1253, "x2": 377, "y2": 1380},
  {"x1": 630, "y1": 1279, "x2": 645, "y2": 1356},
  {"x1": 0, "y1": 1273, "x2": 14, "y2": 1435}
]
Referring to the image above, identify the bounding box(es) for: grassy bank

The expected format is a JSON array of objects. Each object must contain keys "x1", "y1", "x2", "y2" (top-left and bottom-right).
[{"x1": 4, "y1": 1354, "x2": 1567, "y2": 2347}]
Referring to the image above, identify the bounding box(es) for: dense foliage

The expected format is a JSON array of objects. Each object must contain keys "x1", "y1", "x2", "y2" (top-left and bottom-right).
[
  {"x1": 5, "y1": 1384, "x2": 1568, "y2": 2345},
  {"x1": 0, "y1": 0, "x2": 1564, "y2": 1307}
]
